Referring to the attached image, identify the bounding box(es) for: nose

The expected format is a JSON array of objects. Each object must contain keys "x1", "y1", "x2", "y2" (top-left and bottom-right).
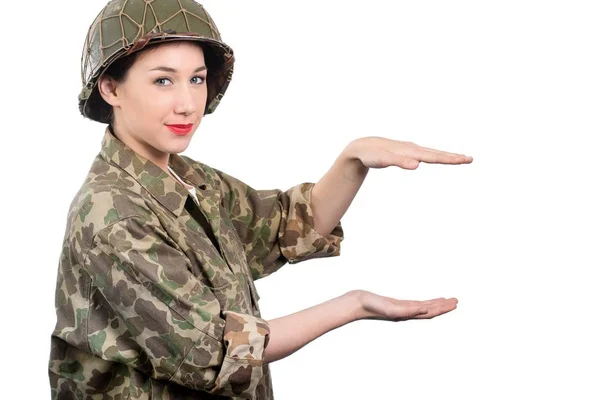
[{"x1": 174, "y1": 84, "x2": 197, "y2": 116}]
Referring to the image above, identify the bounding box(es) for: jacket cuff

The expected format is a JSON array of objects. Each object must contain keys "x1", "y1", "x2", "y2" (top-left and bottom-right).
[
  {"x1": 279, "y1": 182, "x2": 344, "y2": 264},
  {"x1": 213, "y1": 311, "x2": 270, "y2": 398}
]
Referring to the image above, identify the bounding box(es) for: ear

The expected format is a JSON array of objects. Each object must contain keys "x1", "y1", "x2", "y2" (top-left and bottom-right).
[{"x1": 97, "y1": 76, "x2": 121, "y2": 107}]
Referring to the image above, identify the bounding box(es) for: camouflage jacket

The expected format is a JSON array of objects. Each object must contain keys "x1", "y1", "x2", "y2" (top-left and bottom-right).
[{"x1": 49, "y1": 128, "x2": 344, "y2": 399}]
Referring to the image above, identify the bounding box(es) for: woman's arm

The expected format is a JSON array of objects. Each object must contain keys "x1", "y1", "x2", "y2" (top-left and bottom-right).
[
  {"x1": 310, "y1": 146, "x2": 369, "y2": 238},
  {"x1": 264, "y1": 291, "x2": 361, "y2": 363},
  {"x1": 264, "y1": 290, "x2": 458, "y2": 363}
]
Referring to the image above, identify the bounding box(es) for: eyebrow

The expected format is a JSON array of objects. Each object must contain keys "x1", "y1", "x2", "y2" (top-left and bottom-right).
[{"x1": 148, "y1": 66, "x2": 207, "y2": 73}]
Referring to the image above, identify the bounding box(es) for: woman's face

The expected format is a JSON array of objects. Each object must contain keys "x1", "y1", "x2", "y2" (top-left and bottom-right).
[{"x1": 99, "y1": 41, "x2": 208, "y2": 167}]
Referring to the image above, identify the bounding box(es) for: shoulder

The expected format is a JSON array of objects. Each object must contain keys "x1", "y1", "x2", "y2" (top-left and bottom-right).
[{"x1": 63, "y1": 155, "x2": 156, "y2": 250}]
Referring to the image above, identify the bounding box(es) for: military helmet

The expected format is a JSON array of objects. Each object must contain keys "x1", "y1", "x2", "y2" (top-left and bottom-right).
[{"x1": 79, "y1": 0, "x2": 234, "y2": 123}]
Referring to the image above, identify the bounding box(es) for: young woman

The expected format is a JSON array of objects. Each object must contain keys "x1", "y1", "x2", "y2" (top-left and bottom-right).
[{"x1": 49, "y1": 1, "x2": 473, "y2": 399}]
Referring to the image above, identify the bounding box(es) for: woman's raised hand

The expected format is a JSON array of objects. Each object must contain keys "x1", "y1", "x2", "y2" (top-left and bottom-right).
[{"x1": 346, "y1": 136, "x2": 473, "y2": 170}]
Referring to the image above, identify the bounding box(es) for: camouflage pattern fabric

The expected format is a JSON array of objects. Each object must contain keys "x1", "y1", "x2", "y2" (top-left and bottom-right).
[{"x1": 49, "y1": 128, "x2": 344, "y2": 399}]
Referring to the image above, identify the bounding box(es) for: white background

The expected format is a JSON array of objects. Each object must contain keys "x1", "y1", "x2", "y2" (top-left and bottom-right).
[{"x1": 1, "y1": 1, "x2": 599, "y2": 398}]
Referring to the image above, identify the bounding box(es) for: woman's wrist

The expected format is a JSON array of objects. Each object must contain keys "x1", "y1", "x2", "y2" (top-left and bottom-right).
[
  {"x1": 344, "y1": 289, "x2": 368, "y2": 321},
  {"x1": 263, "y1": 290, "x2": 366, "y2": 363}
]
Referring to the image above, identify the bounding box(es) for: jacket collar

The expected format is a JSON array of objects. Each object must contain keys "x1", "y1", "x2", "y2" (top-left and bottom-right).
[{"x1": 99, "y1": 127, "x2": 215, "y2": 217}]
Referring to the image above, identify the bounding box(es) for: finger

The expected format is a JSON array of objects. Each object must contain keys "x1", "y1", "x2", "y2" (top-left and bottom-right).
[
  {"x1": 417, "y1": 145, "x2": 469, "y2": 158},
  {"x1": 415, "y1": 151, "x2": 471, "y2": 164},
  {"x1": 415, "y1": 298, "x2": 456, "y2": 310},
  {"x1": 422, "y1": 298, "x2": 458, "y2": 309},
  {"x1": 403, "y1": 147, "x2": 472, "y2": 164},
  {"x1": 396, "y1": 298, "x2": 446, "y2": 307},
  {"x1": 431, "y1": 304, "x2": 458, "y2": 317},
  {"x1": 422, "y1": 297, "x2": 458, "y2": 303},
  {"x1": 415, "y1": 300, "x2": 458, "y2": 319},
  {"x1": 420, "y1": 297, "x2": 448, "y2": 305},
  {"x1": 407, "y1": 297, "x2": 457, "y2": 303},
  {"x1": 413, "y1": 145, "x2": 473, "y2": 163}
]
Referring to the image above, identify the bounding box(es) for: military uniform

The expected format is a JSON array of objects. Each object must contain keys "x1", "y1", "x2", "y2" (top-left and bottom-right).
[
  {"x1": 53, "y1": 1, "x2": 343, "y2": 396},
  {"x1": 49, "y1": 128, "x2": 344, "y2": 399}
]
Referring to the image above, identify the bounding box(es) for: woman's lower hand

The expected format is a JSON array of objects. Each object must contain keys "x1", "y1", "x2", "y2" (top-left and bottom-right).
[{"x1": 350, "y1": 290, "x2": 458, "y2": 322}]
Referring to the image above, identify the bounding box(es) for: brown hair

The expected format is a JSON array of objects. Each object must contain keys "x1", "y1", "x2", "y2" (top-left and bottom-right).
[{"x1": 101, "y1": 53, "x2": 140, "y2": 127}]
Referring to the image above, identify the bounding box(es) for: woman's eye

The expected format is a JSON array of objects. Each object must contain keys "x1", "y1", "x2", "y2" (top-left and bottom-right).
[
  {"x1": 155, "y1": 78, "x2": 173, "y2": 86},
  {"x1": 191, "y1": 76, "x2": 206, "y2": 84}
]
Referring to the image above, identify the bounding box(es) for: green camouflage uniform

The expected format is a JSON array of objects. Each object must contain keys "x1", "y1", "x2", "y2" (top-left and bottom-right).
[{"x1": 49, "y1": 128, "x2": 344, "y2": 399}]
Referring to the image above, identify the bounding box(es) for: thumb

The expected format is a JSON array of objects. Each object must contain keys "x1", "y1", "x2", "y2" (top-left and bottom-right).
[
  {"x1": 415, "y1": 307, "x2": 428, "y2": 316},
  {"x1": 387, "y1": 151, "x2": 420, "y2": 169}
]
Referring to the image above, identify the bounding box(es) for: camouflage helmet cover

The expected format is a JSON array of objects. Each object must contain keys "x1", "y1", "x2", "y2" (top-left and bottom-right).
[{"x1": 79, "y1": 0, "x2": 235, "y2": 123}]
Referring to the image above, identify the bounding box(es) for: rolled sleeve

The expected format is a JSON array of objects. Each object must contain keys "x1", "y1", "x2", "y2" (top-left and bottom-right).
[
  {"x1": 279, "y1": 182, "x2": 344, "y2": 264},
  {"x1": 214, "y1": 167, "x2": 344, "y2": 280},
  {"x1": 172, "y1": 311, "x2": 270, "y2": 398},
  {"x1": 217, "y1": 312, "x2": 270, "y2": 395},
  {"x1": 86, "y1": 216, "x2": 268, "y2": 398}
]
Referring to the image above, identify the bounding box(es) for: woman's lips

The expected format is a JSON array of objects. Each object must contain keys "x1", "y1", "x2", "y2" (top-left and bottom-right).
[{"x1": 166, "y1": 124, "x2": 193, "y2": 136}]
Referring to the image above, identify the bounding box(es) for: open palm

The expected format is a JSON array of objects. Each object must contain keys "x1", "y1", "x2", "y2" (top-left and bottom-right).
[{"x1": 356, "y1": 290, "x2": 458, "y2": 321}]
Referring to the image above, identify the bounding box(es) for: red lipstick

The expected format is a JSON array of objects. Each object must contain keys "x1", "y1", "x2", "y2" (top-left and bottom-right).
[{"x1": 166, "y1": 124, "x2": 193, "y2": 136}]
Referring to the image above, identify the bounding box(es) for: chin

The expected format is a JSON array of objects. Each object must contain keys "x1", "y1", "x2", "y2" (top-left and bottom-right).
[
  {"x1": 164, "y1": 140, "x2": 192, "y2": 155},
  {"x1": 165, "y1": 145, "x2": 190, "y2": 155}
]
